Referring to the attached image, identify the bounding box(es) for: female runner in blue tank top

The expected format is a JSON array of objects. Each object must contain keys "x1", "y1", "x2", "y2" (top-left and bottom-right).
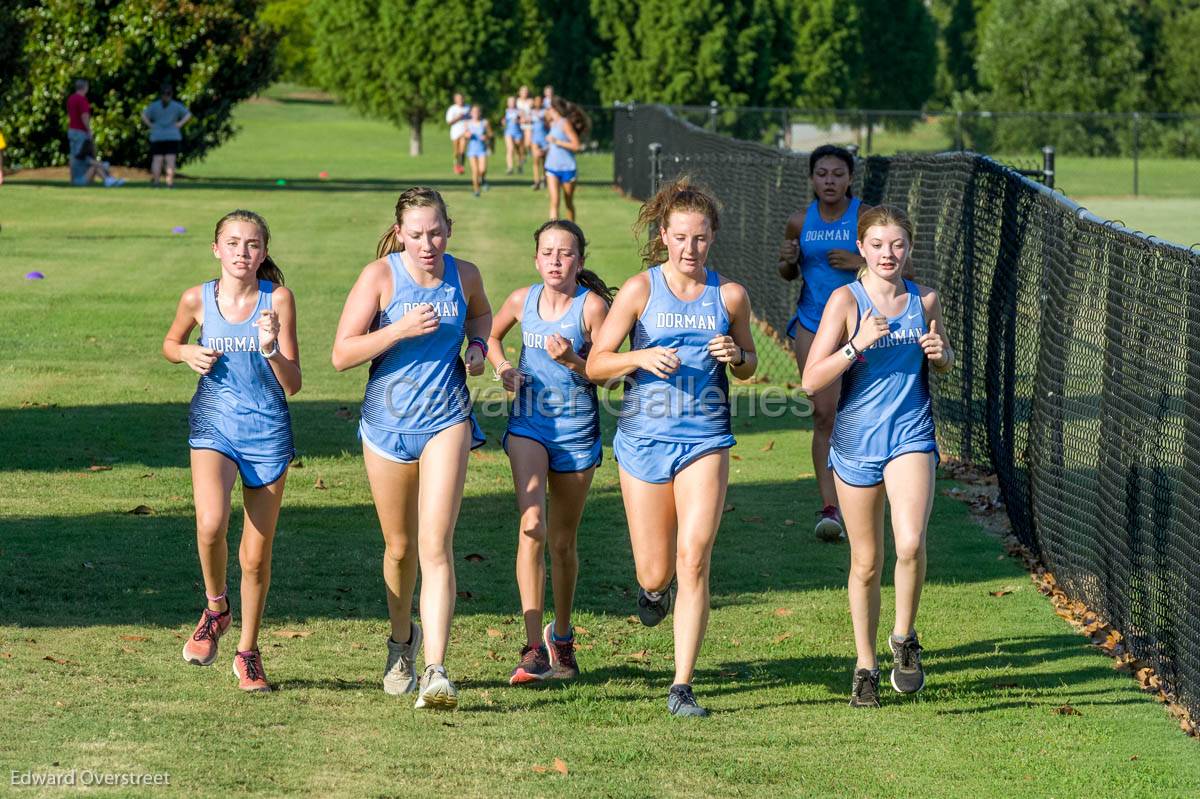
[
  {"x1": 588, "y1": 178, "x2": 758, "y2": 717},
  {"x1": 544, "y1": 97, "x2": 588, "y2": 222},
  {"x1": 779, "y1": 145, "x2": 868, "y2": 542},
  {"x1": 802, "y1": 205, "x2": 954, "y2": 708},
  {"x1": 162, "y1": 209, "x2": 301, "y2": 693},
  {"x1": 331, "y1": 187, "x2": 492, "y2": 711},
  {"x1": 529, "y1": 97, "x2": 549, "y2": 190},
  {"x1": 463, "y1": 105, "x2": 491, "y2": 197},
  {"x1": 503, "y1": 95, "x2": 525, "y2": 176},
  {"x1": 486, "y1": 220, "x2": 611, "y2": 686}
]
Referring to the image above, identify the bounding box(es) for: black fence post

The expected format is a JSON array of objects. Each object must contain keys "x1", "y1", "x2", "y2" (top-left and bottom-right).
[
  {"x1": 956, "y1": 110, "x2": 964, "y2": 151},
  {"x1": 1133, "y1": 112, "x2": 1141, "y2": 197},
  {"x1": 1042, "y1": 146, "x2": 1055, "y2": 190},
  {"x1": 648, "y1": 142, "x2": 663, "y2": 196}
]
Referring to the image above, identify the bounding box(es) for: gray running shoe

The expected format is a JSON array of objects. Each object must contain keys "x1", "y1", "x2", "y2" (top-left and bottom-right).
[
  {"x1": 667, "y1": 684, "x2": 709, "y2": 717},
  {"x1": 849, "y1": 667, "x2": 881, "y2": 708},
  {"x1": 414, "y1": 663, "x2": 458, "y2": 710},
  {"x1": 889, "y1": 632, "x2": 925, "y2": 694},
  {"x1": 637, "y1": 578, "x2": 675, "y2": 627},
  {"x1": 383, "y1": 623, "x2": 423, "y2": 695}
]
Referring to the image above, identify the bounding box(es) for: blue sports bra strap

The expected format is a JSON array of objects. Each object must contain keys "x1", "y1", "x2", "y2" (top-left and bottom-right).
[{"x1": 259, "y1": 279, "x2": 273, "y2": 310}]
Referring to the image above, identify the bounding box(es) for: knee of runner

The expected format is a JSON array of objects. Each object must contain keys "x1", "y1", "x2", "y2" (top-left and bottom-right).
[
  {"x1": 195, "y1": 513, "x2": 227, "y2": 546},
  {"x1": 892, "y1": 534, "x2": 926, "y2": 564},
  {"x1": 848, "y1": 553, "x2": 881, "y2": 584},
  {"x1": 519, "y1": 508, "x2": 547, "y2": 543},
  {"x1": 384, "y1": 537, "x2": 414, "y2": 565},
  {"x1": 547, "y1": 532, "x2": 577, "y2": 562},
  {"x1": 675, "y1": 547, "x2": 710, "y2": 584},
  {"x1": 636, "y1": 562, "x2": 674, "y2": 593}
]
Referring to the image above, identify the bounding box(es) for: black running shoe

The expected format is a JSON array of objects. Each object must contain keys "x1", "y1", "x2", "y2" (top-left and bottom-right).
[
  {"x1": 636, "y1": 578, "x2": 675, "y2": 627},
  {"x1": 849, "y1": 668, "x2": 881, "y2": 708},
  {"x1": 889, "y1": 632, "x2": 925, "y2": 693},
  {"x1": 667, "y1": 683, "x2": 709, "y2": 717}
]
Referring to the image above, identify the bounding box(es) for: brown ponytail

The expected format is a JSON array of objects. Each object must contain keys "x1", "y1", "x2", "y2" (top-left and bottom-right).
[
  {"x1": 213, "y1": 209, "x2": 284, "y2": 285},
  {"x1": 634, "y1": 176, "x2": 721, "y2": 267},
  {"x1": 550, "y1": 96, "x2": 591, "y2": 138},
  {"x1": 533, "y1": 219, "x2": 613, "y2": 305},
  {"x1": 377, "y1": 186, "x2": 453, "y2": 259}
]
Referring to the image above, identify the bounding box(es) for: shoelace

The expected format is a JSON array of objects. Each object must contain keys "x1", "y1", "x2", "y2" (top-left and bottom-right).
[
  {"x1": 672, "y1": 686, "x2": 699, "y2": 707},
  {"x1": 239, "y1": 652, "x2": 263, "y2": 681},
  {"x1": 898, "y1": 639, "x2": 923, "y2": 670},
  {"x1": 551, "y1": 639, "x2": 576, "y2": 665},
  {"x1": 193, "y1": 610, "x2": 222, "y2": 642},
  {"x1": 853, "y1": 671, "x2": 878, "y2": 700}
]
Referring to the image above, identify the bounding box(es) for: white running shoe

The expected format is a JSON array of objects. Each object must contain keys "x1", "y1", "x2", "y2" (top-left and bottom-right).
[
  {"x1": 414, "y1": 663, "x2": 458, "y2": 710},
  {"x1": 382, "y1": 623, "x2": 423, "y2": 695}
]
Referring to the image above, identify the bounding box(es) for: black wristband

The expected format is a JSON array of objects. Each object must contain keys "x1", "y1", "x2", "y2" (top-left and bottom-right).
[{"x1": 733, "y1": 346, "x2": 746, "y2": 367}]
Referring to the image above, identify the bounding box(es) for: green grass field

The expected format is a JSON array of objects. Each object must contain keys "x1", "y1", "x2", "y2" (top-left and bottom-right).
[{"x1": 2, "y1": 88, "x2": 1198, "y2": 797}]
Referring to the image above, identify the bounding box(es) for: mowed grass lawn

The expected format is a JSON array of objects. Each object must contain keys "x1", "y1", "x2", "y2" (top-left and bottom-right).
[{"x1": 1, "y1": 88, "x2": 1197, "y2": 797}]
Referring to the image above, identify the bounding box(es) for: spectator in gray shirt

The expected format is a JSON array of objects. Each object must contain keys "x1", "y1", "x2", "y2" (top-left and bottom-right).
[{"x1": 141, "y1": 83, "x2": 191, "y2": 188}]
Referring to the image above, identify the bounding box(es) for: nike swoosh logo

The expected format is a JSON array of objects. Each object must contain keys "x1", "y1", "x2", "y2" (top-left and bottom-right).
[
  {"x1": 702, "y1": 301, "x2": 714, "y2": 307},
  {"x1": 907, "y1": 311, "x2": 921, "y2": 319},
  {"x1": 561, "y1": 324, "x2": 576, "y2": 329}
]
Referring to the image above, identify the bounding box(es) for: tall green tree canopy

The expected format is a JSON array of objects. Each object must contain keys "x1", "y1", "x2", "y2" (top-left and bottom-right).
[
  {"x1": 309, "y1": 0, "x2": 517, "y2": 155},
  {"x1": 0, "y1": 0, "x2": 276, "y2": 169}
]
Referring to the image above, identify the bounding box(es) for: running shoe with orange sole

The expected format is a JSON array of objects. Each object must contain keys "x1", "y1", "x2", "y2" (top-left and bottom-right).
[
  {"x1": 232, "y1": 648, "x2": 272, "y2": 692},
  {"x1": 508, "y1": 644, "x2": 552, "y2": 685},
  {"x1": 181, "y1": 606, "x2": 231, "y2": 666},
  {"x1": 542, "y1": 623, "x2": 579, "y2": 680}
]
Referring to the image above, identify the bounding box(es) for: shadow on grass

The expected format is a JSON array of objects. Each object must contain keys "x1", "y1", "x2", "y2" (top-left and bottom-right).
[{"x1": 7, "y1": 176, "x2": 615, "y2": 193}]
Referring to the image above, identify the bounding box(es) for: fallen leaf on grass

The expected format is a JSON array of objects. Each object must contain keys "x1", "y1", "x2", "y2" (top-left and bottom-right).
[
  {"x1": 456, "y1": 590, "x2": 473, "y2": 599},
  {"x1": 335, "y1": 587, "x2": 352, "y2": 594},
  {"x1": 742, "y1": 515, "x2": 763, "y2": 524},
  {"x1": 120, "y1": 646, "x2": 138, "y2": 655},
  {"x1": 126, "y1": 505, "x2": 155, "y2": 515},
  {"x1": 82, "y1": 562, "x2": 94, "y2": 569},
  {"x1": 0, "y1": 652, "x2": 12, "y2": 659},
  {"x1": 87, "y1": 465, "x2": 112, "y2": 472},
  {"x1": 730, "y1": 454, "x2": 743, "y2": 461},
  {"x1": 532, "y1": 765, "x2": 549, "y2": 774},
  {"x1": 553, "y1": 758, "x2": 568, "y2": 776},
  {"x1": 1052, "y1": 704, "x2": 1081, "y2": 716},
  {"x1": 773, "y1": 607, "x2": 793, "y2": 617},
  {"x1": 42, "y1": 656, "x2": 71, "y2": 665},
  {"x1": 723, "y1": 503, "x2": 735, "y2": 513},
  {"x1": 313, "y1": 476, "x2": 327, "y2": 490},
  {"x1": 783, "y1": 519, "x2": 795, "y2": 526},
  {"x1": 487, "y1": 628, "x2": 503, "y2": 638},
  {"x1": 119, "y1": 635, "x2": 149, "y2": 642},
  {"x1": 761, "y1": 440, "x2": 774, "y2": 452},
  {"x1": 334, "y1": 407, "x2": 353, "y2": 420},
  {"x1": 626, "y1": 649, "x2": 650, "y2": 662},
  {"x1": 273, "y1": 630, "x2": 312, "y2": 639},
  {"x1": 719, "y1": 669, "x2": 738, "y2": 678},
  {"x1": 574, "y1": 626, "x2": 588, "y2": 636},
  {"x1": 990, "y1": 589, "x2": 1014, "y2": 597},
  {"x1": 464, "y1": 553, "x2": 486, "y2": 562},
  {"x1": 485, "y1": 650, "x2": 500, "y2": 661},
  {"x1": 351, "y1": 642, "x2": 367, "y2": 650},
  {"x1": 773, "y1": 633, "x2": 793, "y2": 644}
]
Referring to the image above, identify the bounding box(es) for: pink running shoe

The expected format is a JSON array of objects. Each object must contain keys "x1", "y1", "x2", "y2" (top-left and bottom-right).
[
  {"x1": 232, "y1": 649, "x2": 272, "y2": 692},
  {"x1": 182, "y1": 607, "x2": 231, "y2": 666},
  {"x1": 815, "y1": 505, "x2": 845, "y2": 542},
  {"x1": 542, "y1": 623, "x2": 579, "y2": 680},
  {"x1": 508, "y1": 644, "x2": 552, "y2": 685}
]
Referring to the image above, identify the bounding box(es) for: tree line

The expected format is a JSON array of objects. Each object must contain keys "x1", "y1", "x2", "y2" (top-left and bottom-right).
[{"x1": 1, "y1": 0, "x2": 1197, "y2": 168}]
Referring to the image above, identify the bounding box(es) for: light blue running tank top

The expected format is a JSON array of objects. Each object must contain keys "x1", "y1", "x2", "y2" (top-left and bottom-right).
[
  {"x1": 189, "y1": 279, "x2": 293, "y2": 462},
  {"x1": 509, "y1": 284, "x2": 598, "y2": 446},
  {"x1": 504, "y1": 108, "x2": 521, "y2": 137},
  {"x1": 795, "y1": 197, "x2": 861, "y2": 331},
  {"x1": 618, "y1": 266, "x2": 731, "y2": 442},
  {"x1": 532, "y1": 109, "x2": 548, "y2": 140},
  {"x1": 361, "y1": 253, "x2": 472, "y2": 434},
  {"x1": 544, "y1": 120, "x2": 575, "y2": 172},
  {"x1": 830, "y1": 279, "x2": 936, "y2": 460}
]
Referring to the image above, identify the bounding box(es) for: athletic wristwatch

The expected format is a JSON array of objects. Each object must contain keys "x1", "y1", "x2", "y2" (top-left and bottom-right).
[{"x1": 842, "y1": 343, "x2": 858, "y2": 362}]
